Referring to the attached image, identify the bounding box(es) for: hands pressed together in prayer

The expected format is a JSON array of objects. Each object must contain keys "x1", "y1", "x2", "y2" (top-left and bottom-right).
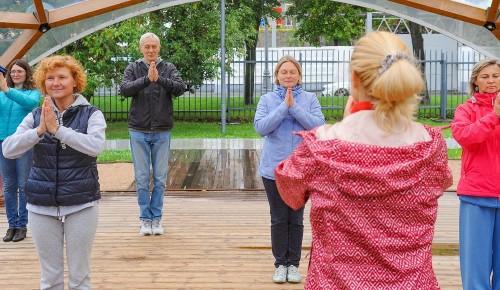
[
  {"x1": 494, "y1": 92, "x2": 500, "y2": 118},
  {"x1": 285, "y1": 87, "x2": 294, "y2": 107},
  {"x1": 148, "y1": 61, "x2": 159, "y2": 82},
  {"x1": 37, "y1": 97, "x2": 58, "y2": 136}
]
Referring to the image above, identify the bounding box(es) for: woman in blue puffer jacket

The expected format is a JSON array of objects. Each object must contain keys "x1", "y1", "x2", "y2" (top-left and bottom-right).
[{"x1": 0, "y1": 59, "x2": 40, "y2": 242}]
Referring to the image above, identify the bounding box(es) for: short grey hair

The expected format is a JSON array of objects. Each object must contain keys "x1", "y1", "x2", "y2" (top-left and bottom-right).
[{"x1": 139, "y1": 32, "x2": 160, "y2": 46}]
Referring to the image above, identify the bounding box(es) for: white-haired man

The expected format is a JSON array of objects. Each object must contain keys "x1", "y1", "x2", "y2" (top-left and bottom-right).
[{"x1": 120, "y1": 32, "x2": 185, "y2": 236}]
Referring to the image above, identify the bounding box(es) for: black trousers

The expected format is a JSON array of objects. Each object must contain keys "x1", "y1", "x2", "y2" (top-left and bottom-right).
[{"x1": 262, "y1": 177, "x2": 304, "y2": 268}]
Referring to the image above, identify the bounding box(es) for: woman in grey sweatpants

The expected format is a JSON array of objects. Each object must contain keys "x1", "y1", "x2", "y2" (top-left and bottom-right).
[{"x1": 2, "y1": 55, "x2": 106, "y2": 290}]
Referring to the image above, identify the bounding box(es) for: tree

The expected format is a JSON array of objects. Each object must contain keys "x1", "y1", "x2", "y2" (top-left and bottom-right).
[
  {"x1": 409, "y1": 22, "x2": 429, "y2": 104},
  {"x1": 227, "y1": 0, "x2": 281, "y2": 105},
  {"x1": 145, "y1": 1, "x2": 254, "y2": 87},
  {"x1": 286, "y1": 0, "x2": 366, "y2": 46},
  {"x1": 61, "y1": 18, "x2": 144, "y2": 98},
  {"x1": 60, "y1": 0, "x2": 255, "y2": 99}
]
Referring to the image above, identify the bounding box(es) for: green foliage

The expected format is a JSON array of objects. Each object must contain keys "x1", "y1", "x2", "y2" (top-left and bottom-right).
[
  {"x1": 61, "y1": 18, "x2": 144, "y2": 97},
  {"x1": 286, "y1": 1, "x2": 366, "y2": 46},
  {"x1": 55, "y1": 0, "x2": 271, "y2": 97},
  {"x1": 144, "y1": 0, "x2": 255, "y2": 85}
]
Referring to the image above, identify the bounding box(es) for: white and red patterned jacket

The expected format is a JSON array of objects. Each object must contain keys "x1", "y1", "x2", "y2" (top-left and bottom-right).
[{"x1": 275, "y1": 126, "x2": 452, "y2": 290}]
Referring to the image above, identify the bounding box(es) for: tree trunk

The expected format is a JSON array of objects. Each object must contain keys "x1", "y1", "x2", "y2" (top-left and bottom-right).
[
  {"x1": 409, "y1": 22, "x2": 429, "y2": 105},
  {"x1": 244, "y1": 42, "x2": 256, "y2": 105}
]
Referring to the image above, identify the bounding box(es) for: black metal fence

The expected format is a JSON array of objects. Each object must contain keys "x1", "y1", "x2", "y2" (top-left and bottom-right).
[{"x1": 91, "y1": 48, "x2": 485, "y2": 122}]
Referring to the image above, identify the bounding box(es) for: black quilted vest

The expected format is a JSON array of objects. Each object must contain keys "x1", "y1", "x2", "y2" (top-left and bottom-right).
[{"x1": 25, "y1": 105, "x2": 101, "y2": 206}]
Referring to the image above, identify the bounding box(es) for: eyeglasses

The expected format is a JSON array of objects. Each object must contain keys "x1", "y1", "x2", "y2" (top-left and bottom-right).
[{"x1": 9, "y1": 70, "x2": 26, "y2": 75}]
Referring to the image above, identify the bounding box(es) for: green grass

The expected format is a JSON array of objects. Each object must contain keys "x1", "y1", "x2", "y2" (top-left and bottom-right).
[
  {"x1": 97, "y1": 150, "x2": 132, "y2": 163},
  {"x1": 106, "y1": 118, "x2": 452, "y2": 140},
  {"x1": 105, "y1": 121, "x2": 260, "y2": 140},
  {"x1": 90, "y1": 94, "x2": 468, "y2": 123}
]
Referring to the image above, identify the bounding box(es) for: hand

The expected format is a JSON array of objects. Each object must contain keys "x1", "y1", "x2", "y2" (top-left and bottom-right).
[
  {"x1": 148, "y1": 61, "x2": 159, "y2": 82},
  {"x1": 494, "y1": 92, "x2": 500, "y2": 118},
  {"x1": 284, "y1": 88, "x2": 294, "y2": 107},
  {"x1": 38, "y1": 97, "x2": 58, "y2": 135},
  {"x1": 0, "y1": 72, "x2": 8, "y2": 93},
  {"x1": 343, "y1": 95, "x2": 355, "y2": 118},
  {"x1": 37, "y1": 97, "x2": 49, "y2": 136}
]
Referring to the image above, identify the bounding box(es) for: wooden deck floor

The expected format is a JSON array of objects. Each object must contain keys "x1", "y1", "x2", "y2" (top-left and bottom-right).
[
  {"x1": 0, "y1": 191, "x2": 461, "y2": 289},
  {"x1": 167, "y1": 149, "x2": 263, "y2": 190}
]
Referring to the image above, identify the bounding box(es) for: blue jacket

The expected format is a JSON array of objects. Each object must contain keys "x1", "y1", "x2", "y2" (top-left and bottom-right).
[
  {"x1": 0, "y1": 88, "x2": 40, "y2": 140},
  {"x1": 254, "y1": 85, "x2": 325, "y2": 180}
]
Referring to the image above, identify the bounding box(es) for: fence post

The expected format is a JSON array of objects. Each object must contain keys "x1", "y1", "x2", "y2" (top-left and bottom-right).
[
  {"x1": 227, "y1": 70, "x2": 231, "y2": 122},
  {"x1": 440, "y1": 52, "x2": 448, "y2": 120}
]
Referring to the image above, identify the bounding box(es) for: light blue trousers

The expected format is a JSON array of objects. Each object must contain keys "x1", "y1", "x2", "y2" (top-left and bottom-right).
[
  {"x1": 129, "y1": 130, "x2": 170, "y2": 221},
  {"x1": 460, "y1": 200, "x2": 500, "y2": 290}
]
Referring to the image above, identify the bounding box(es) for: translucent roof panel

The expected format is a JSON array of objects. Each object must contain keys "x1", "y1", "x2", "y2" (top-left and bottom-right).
[
  {"x1": 0, "y1": 0, "x2": 499, "y2": 65},
  {"x1": 340, "y1": 0, "x2": 499, "y2": 58},
  {"x1": 0, "y1": 0, "x2": 198, "y2": 65},
  {"x1": 453, "y1": 0, "x2": 490, "y2": 9}
]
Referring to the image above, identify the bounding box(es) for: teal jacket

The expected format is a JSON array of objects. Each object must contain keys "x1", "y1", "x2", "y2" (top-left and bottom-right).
[{"x1": 0, "y1": 88, "x2": 41, "y2": 140}]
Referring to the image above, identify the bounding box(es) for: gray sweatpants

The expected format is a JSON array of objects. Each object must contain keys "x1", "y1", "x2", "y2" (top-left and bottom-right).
[{"x1": 29, "y1": 204, "x2": 99, "y2": 290}]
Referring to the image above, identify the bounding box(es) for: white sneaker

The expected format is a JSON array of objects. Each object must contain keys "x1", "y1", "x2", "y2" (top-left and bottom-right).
[
  {"x1": 152, "y1": 219, "x2": 164, "y2": 235},
  {"x1": 287, "y1": 265, "x2": 302, "y2": 283},
  {"x1": 273, "y1": 265, "x2": 287, "y2": 284},
  {"x1": 140, "y1": 220, "x2": 152, "y2": 236}
]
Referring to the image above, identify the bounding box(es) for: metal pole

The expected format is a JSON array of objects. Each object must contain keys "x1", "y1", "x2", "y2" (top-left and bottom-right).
[
  {"x1": 220, "y1": 0, "x2": 226, "y2": 133},
  {"x1": 366, "y1": 12, "x2": 373, "y2": 33},
  {"x1": 263, "y1": 17, "x2": 270, "y2": 93},
  {"x1": 440, "y1": 52, "x2": 447, "y2": 120},
  {"x1": 271, "y1": 19, "x2": 276, "y2": 48}
]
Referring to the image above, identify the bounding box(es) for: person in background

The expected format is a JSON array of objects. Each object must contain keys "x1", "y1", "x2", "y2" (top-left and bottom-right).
[
  {"x1": 451, "y1": 58, "x2": 500, "y2": 289},
  {"x1": 0, "y1": 59, "x2": 40, "y2": 242},
  {"x1": 2, "y1": 55, "x2": 106, "y2": 289},
  {"x1": 120, "y1": 32, "x2": 185, "y2": 236},
  {"x1": 254, "y1": 55, "x2": 325, "y2": 284},
  {"x1": 275, "y1": 31, "x2": 452, "y2": 289}
]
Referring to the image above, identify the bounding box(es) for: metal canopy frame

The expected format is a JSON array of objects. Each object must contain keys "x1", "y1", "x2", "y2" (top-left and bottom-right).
[{"x1": 0, "y1": 0, "x2": 498, "y2": 66}]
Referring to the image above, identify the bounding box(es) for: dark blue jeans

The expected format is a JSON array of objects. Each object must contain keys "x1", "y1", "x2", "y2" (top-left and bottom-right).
[
  {"x1": 0, "y1": 140, "x2": 33, "y2": 229},
  {"x1": 262, "y1": 177, "x2": 304, "y2": 268}
]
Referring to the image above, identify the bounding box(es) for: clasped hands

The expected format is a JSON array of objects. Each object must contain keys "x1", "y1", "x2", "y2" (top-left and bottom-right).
[
  {"x1": 285, "y1": 87, "x2": 294, "y2": 107},
  {"x1": 148, "y1": 61, "x2": 159, "y2": 82},
  {"x1": 494, "y1": 92, "x2": 500, "y2": 118},
  {"x1": 37, "y1": 97, "x2": 59, "y2": 136}
]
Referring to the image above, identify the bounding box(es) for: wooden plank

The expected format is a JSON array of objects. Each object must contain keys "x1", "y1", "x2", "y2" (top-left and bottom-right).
[
  {"x1": 191, "y1": 149, "x2": 217, "y2": 189},
  {"x1": 180, "y1": 150, "x2": 203, "y2": 189},
  {"x1": 0, "y1": 192, "x2": 462, "y2": 289}
]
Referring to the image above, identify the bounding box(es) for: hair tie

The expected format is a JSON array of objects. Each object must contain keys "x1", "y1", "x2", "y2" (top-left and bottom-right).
[{"x1": 378, "y1": 52, "x2": 410, "y2": 74}]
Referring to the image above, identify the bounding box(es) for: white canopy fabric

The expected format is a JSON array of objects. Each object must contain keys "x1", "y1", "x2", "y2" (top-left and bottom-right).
[{"x1": 0, "y1": 0, "x2": 498, "y2": 66}]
